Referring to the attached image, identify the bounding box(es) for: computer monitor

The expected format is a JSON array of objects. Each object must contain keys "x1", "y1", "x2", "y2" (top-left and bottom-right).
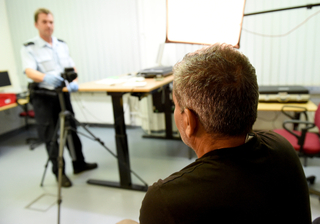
[{"x1": 0, "y1": 71, "x2": 12, "y2": 92}]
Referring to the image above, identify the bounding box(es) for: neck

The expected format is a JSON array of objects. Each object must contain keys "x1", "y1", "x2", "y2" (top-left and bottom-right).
[
  {"x1": 40, "y1": 34, "x2": 52, "y2": 45},
  {"x1": 194, "y1": 134, "x2": 246, "y2": 158}
]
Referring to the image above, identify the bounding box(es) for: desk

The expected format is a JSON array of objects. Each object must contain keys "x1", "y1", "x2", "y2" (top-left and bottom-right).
[
  {"x1": 76, "y1": 76, "x2": 318, "y2": 191},
  {"x1": 78, "y1": 75, "x2": 174, "y2": 191},
  {"x1": 0, "y1": 99, "x2": 29, "y2": 112},
  {"x1": 258, "y1": 101, "x2": 317, "y2": 112},
  {"x1": 0, "y1": 98, "x2": 31, "y2": 131},
  {"x1": 258, "y1": 101, "x2": 318, "y2": 131}
]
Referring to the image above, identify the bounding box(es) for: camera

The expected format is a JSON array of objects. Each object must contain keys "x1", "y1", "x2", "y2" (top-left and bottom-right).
[{"x1": 61, "y1": 67, "x2": 77, "y2": 83}]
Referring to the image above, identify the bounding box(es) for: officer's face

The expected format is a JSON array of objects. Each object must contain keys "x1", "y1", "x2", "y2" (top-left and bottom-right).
[{"x1": 35, "y1": 13, "x2": 54, "y2": 38}]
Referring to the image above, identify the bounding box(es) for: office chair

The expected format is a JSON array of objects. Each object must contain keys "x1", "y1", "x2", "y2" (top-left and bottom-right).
[
  {"x1": 17, "y1": 94, "x2": 42, "y2": 150},
  {"x1": 273, "y1": 104, "x2": 320, "y2": 198}
]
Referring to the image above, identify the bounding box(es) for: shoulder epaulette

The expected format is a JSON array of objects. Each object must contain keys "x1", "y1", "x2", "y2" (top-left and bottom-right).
[
  {"x1": 23, "y1": 42, "x2": 34, "y2": 47},
  {"x1": 58, "y1": 39, "x2": 65, "y2": 43}
]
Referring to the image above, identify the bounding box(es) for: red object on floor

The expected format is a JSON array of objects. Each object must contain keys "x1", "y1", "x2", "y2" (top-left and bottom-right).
[
  {"x1": 19, "y1": 110, "x2": 35, "y2": 118},
  {"x1": 0, "y1": 93, "x2": 16, "y2": 107}
]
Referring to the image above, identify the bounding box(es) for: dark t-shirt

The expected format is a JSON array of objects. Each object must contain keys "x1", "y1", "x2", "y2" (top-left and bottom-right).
[{"x1": 139, "y1": 130, "x2": 311, "y2": 224}]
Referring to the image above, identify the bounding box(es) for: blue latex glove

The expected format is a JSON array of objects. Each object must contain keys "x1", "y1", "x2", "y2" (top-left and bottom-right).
[
  {"x1": 43, "y1": 74, "x2": 64, "y2": 88},
  {"x1": 67, "y1": 82, "x2": 79, "y2": 92}
]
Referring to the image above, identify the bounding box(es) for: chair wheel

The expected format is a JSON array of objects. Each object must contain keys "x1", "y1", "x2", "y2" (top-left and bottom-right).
[{"x1": 307, "y1": 176, "x2": 316, "y2": 185}]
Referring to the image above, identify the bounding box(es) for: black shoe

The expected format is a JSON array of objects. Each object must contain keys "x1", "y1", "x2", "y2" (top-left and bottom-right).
[
  {"x1": 73, "y1": 162, "x2": 98, "y2": 174},
  {"x1": 56, "y1": 174, "x2": 72, "y2": 188}
]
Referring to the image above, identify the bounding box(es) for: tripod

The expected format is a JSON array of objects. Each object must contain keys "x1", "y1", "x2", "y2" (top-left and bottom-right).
[{"x1": 37, "y1": 86, "x2": 148, "y2": 224}]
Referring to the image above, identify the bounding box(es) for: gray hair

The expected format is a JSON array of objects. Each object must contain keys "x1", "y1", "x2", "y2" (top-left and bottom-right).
[{"x1": 173, "y1": 43, "x2": 258, "y2": 138}]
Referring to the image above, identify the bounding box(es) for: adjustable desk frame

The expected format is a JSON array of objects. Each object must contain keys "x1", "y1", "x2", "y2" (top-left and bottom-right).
[{"x1": 75, "y1": 75, "x2": 174, "y2": 192}]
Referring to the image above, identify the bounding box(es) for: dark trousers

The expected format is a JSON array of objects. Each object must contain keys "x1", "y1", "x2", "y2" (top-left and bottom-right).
[{"x1": 31, "y1": 91, "x2": 84, "y2": 176}]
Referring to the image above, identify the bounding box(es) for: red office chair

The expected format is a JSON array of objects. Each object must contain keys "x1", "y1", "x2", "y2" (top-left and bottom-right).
[
  {"x1": 273, "y1": 104, "x2": 320, "y2": 197},
  {"x1": 17, "y1": 95, "x2": 42, "y2": 150}
]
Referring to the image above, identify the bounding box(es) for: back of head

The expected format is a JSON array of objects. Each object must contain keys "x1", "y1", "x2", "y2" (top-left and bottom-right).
[
  {"x1": 173, "y1": 43, "x2": 258, "y2": 138},
  {"x1": 34, "y1": 8, "x2": 52, "y2": 22}
]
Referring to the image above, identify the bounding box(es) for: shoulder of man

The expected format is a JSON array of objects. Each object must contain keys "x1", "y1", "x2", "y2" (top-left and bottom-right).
[
  {"x1": 151, "y1": 161, "x2": 203, "y2": 189},
  {"x1": 55, "y1": 38, "x2": 69, "y2": 48},
  {"x1": 23, "y1": 41, "x2": 35, "y2": 47},
  {"x1": 22, "y1": 37, "x2": 38, "y2": 48}
]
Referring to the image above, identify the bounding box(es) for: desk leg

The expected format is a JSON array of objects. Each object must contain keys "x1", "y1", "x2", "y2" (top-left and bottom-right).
[
  {"x1": 143, "y1": 84, "x2": 180, "y2": 140},
  {"x1": 87, "y1": 92, "x2": 147, "y2": 192},
  {"x1": 163, "y1": 84, "x2": 173, "y2": 138},
  {"x1": 293, "y1": 112, "x2": 300, "y2": 130}
]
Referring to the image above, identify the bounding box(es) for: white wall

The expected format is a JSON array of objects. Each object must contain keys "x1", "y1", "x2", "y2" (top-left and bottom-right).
[
  {"x1": 0, "y1": 0, "x2": 21, "y2": 92},
  {"x1": 2, "y1": 0, "x2": 320, "y2": 133},
  {"x1": 0, "y1": 0, "x2": 25, "y2": 135},
  {"x1": 4, "y1": 0, "x2": 320, "y2": 87},
  {"x1": 242, "y1": 0, "x2": 320, "y2": 86}
]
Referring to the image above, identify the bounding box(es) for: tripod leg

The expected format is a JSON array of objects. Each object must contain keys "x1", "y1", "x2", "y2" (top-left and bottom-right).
[
  {"x1": 40, "y1": 118, "x2": 61, "y2": 187},
  {"x1": 57, "y1": 113, "x2": 68, "y2": 224},
  {"x1": 66, "y1": 131, "x2": 77, "y2": 161},
  {"x1": 40, "y1": 157, "x2": 50, "y2": 187}
]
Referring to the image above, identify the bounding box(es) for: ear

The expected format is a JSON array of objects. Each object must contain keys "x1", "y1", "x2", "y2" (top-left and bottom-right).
[{"x1": 184, "y1": 108, "x2": 198, "y2": 138}]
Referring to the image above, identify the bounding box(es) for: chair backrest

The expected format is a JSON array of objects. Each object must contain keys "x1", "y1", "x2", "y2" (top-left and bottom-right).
[{"x1": 314, "y1": 104, "x2": 320, "y2": 130}]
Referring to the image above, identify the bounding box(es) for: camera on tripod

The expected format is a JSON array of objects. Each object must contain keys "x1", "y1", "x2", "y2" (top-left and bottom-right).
[{"x1": 61, "y1": 67, "x2": 77, "y2": 83}]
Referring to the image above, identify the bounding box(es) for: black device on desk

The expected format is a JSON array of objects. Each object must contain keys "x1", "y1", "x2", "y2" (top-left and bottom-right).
[
  {"x1": 137, "y1": 66, "x2": 173, "y2": 78},
  {"x1": 258, "y1": 85, "x2": 310, "y2": 103}
]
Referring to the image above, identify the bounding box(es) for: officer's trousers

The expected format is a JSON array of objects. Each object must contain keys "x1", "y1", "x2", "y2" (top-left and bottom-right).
[{"x1": 31, "y1": 91, "x2": 84, "y2": 176}]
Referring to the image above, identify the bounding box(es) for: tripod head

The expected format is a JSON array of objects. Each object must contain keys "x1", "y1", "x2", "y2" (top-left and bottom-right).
[
  {"x1": 54, "y1": 67, "x2": 78, "y2": 92},
  {"x1": 61, "y1": 67, "x2": 77, "y2": 83}
]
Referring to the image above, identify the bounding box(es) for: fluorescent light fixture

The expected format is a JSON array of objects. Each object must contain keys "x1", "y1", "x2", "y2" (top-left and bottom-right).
[{"x1": 166, "y1": 0, "x2": 246, "y2": 48}]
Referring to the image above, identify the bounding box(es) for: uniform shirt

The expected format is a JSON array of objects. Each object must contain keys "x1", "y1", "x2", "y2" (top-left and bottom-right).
[{"x1": 20, "y1": 36, "x2": 75, "y2": 90}]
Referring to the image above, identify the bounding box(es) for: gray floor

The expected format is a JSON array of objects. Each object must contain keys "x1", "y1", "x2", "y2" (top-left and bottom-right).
[{"x1": 1, "y1": 126, "x2": 320, "y2": 224}]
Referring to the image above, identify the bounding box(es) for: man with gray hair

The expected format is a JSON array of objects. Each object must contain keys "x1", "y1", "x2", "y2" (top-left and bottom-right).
[{"x1": 138, "y1": 43, "x2": 311, "y2": 223}]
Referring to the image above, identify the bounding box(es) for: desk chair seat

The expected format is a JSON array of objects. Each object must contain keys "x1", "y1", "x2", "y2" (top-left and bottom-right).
[
  {"x1": 19, "y1": 110, "x2": 35, "y2": 118},
  {"x1": 273, "y1": 129, "x2": 320, "y2": 155},
  {"x1": 273, "y1": 104, "x2": 320, "y2": 198}
]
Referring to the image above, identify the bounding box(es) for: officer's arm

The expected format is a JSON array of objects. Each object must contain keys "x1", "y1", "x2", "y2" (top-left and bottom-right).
[
  {"x1": 25, "y1": 68, "x2": 45, "y2": 83},
  {"x1": 21, "y1": 43, "x2": 45, "y2": 82}
]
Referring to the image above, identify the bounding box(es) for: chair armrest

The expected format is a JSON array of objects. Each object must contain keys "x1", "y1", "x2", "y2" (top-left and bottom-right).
[
  {"x1": 283, "y1": 120, "x2": 315, "y2": 133},
  {"x1": 283, "y1": 120, "x2": 315, "y2": 146},
  {"x1": 281, "y1": 106, "x2": 308, "y2": 121}
]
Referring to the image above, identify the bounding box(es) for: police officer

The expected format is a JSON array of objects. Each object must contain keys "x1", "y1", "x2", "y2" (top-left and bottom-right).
[{"x1": 20, "y1": 8, "x2": 97, "y2": 187}]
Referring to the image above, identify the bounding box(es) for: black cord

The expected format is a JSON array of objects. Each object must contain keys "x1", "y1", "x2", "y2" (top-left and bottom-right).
[
  {"x1": 71, "y1": 93, "x2": 130, "y2": 125},
  {"x1": 257, "y1": 111, "x2": 282, "y2": 129},
  {"x1": 244, "y1": 3, "x2": 320, "y2": 16},
  {"x1": 243, "y1": 9, "x2": 320, "y2": 38},
  {"x1": 68, "y1": 124, "x2": 148, "y2": 187},
  {"x1": 69, "y1": 91, "x2": 148, "y2": 186}
]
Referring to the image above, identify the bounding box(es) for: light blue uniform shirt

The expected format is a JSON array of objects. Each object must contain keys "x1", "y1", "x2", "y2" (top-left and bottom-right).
[{"x1": 20, "y1": 36, "x2": 75, "y2": 90}]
